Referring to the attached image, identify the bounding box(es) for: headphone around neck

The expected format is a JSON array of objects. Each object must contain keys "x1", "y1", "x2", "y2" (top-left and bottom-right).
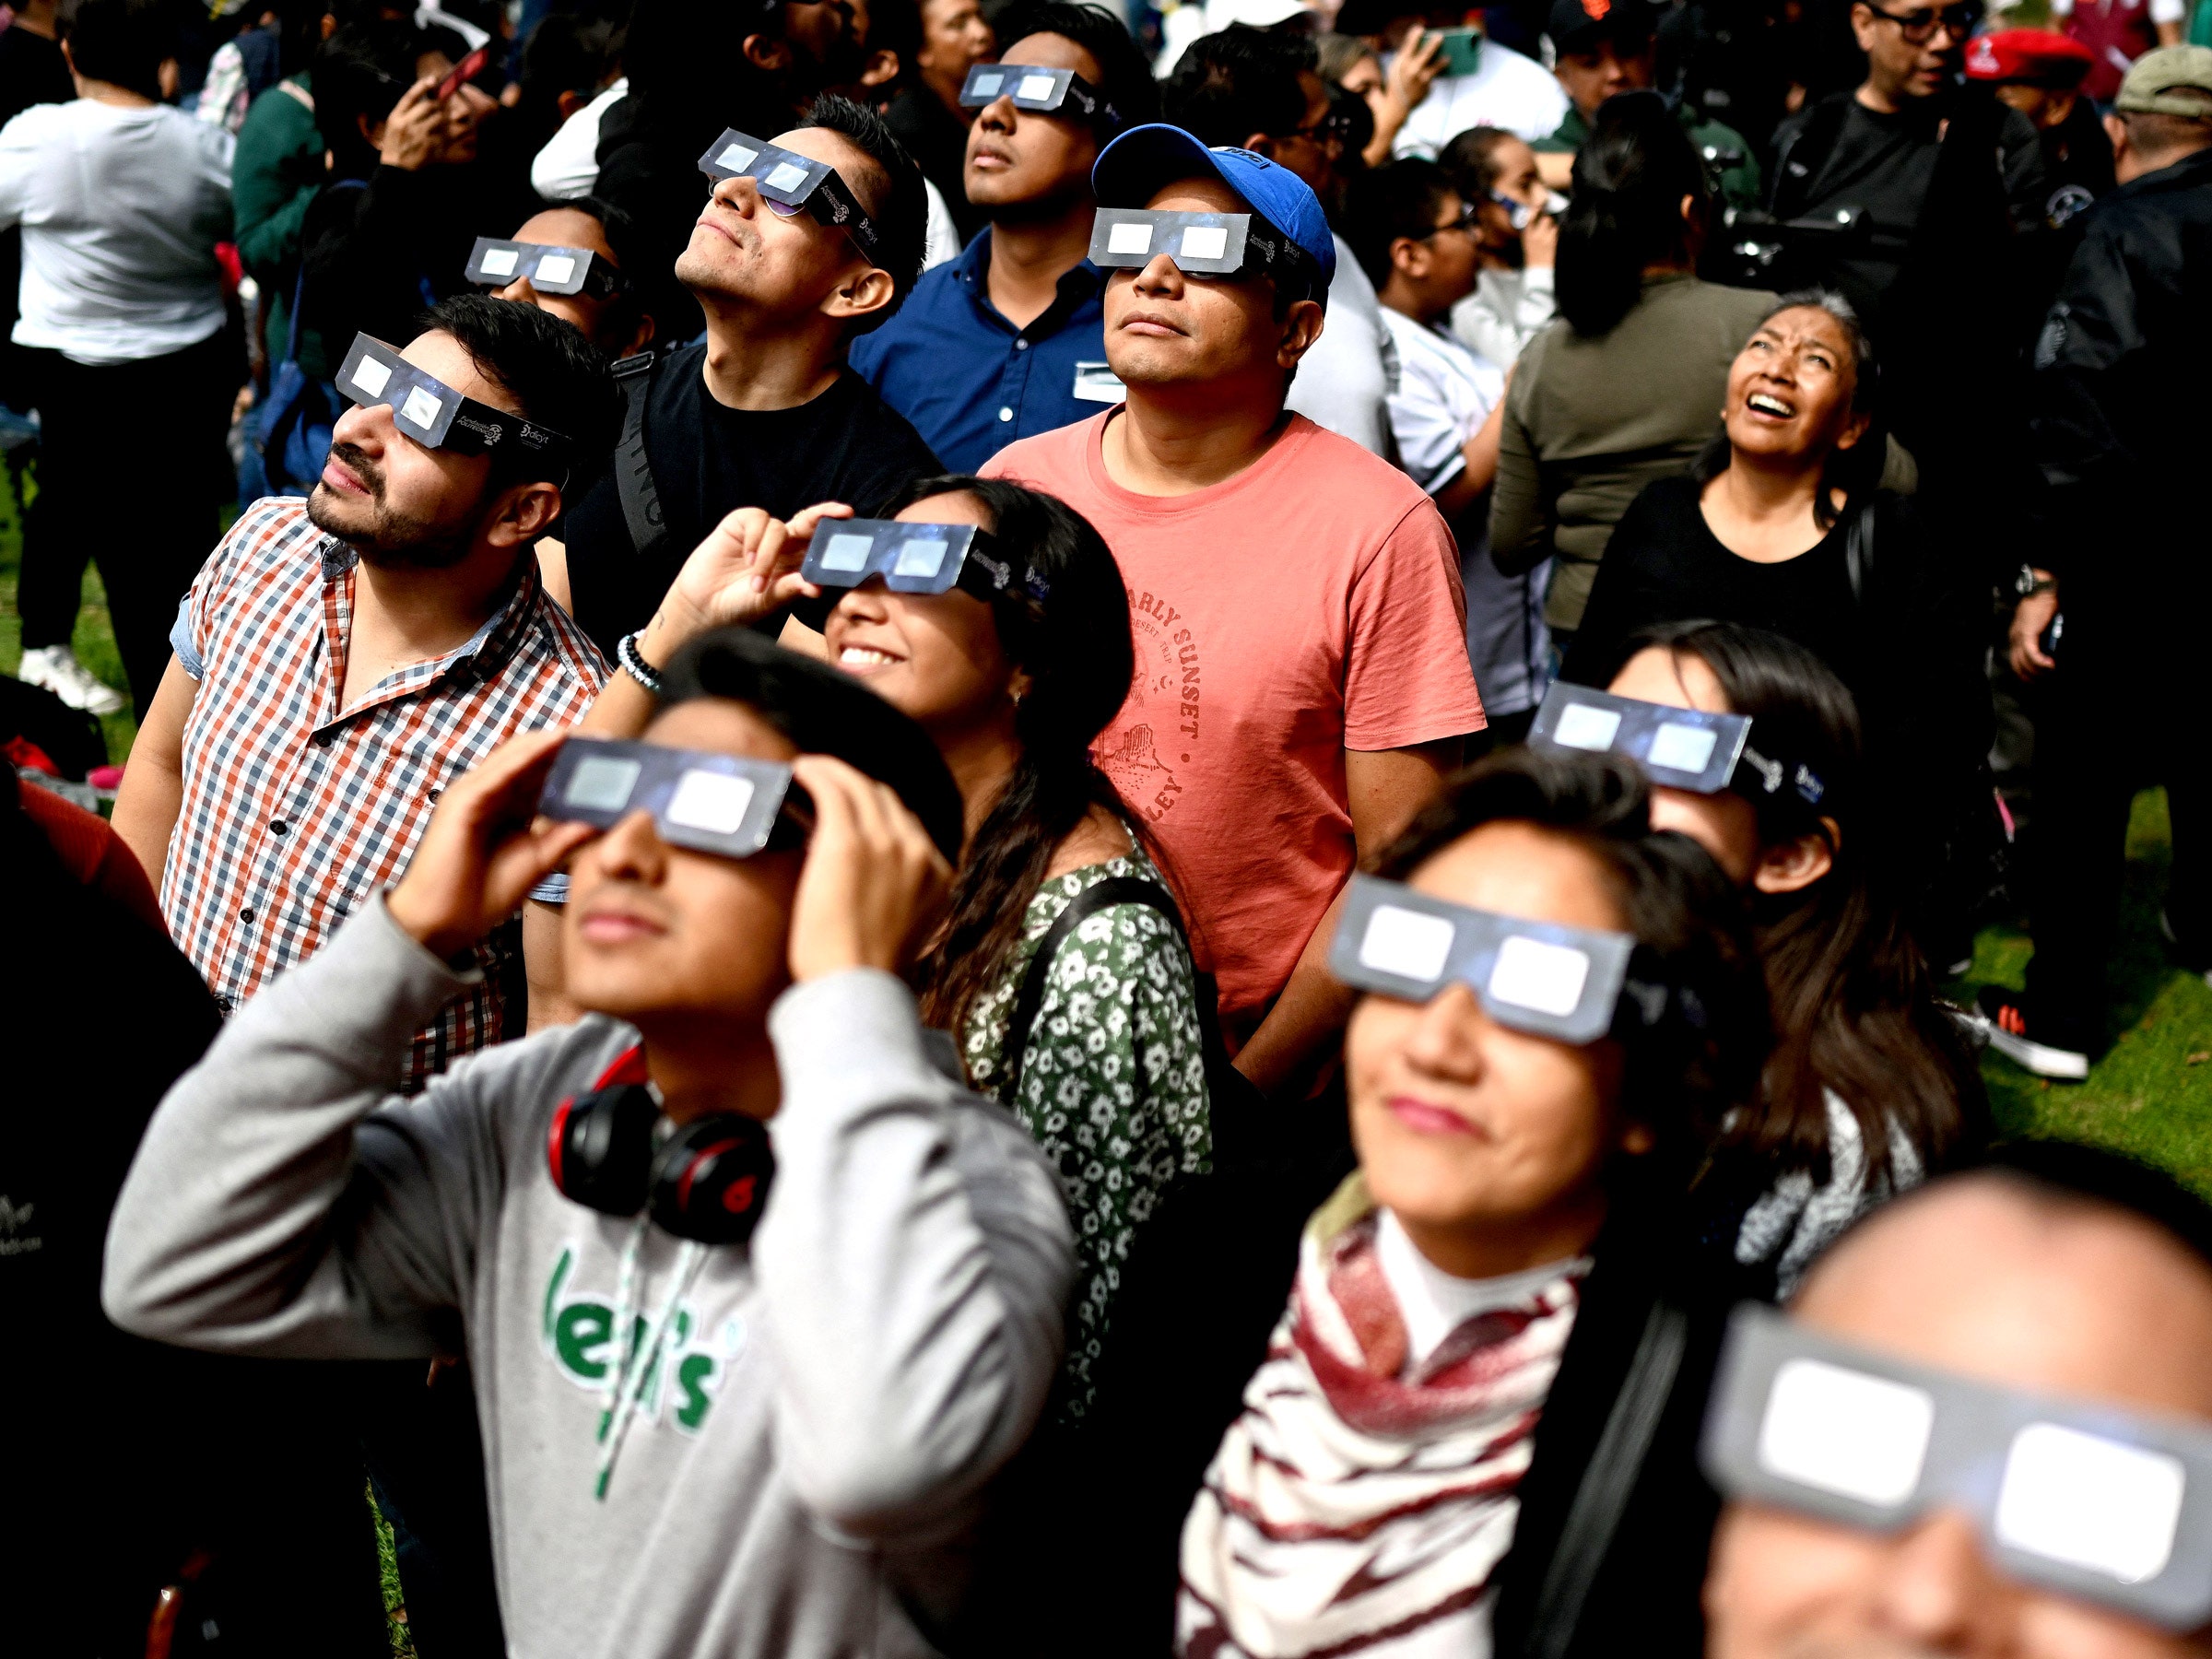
[{"x1": 546, "y1": 1047, "x2": 775, "y2": 1244}]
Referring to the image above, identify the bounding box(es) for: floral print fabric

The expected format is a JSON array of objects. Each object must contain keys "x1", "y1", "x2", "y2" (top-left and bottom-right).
[{"x1": 963, "y1": 846, "x2": 1212, "y2": 1415}]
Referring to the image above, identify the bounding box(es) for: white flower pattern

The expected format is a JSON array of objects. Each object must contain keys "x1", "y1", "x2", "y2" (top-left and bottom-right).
[{"x1": 963, "y1": 848, "x2": 1212, "y2": 1417}]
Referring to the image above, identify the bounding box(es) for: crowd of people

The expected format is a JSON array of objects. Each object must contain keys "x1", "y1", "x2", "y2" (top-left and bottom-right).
[{"x1": 2, "y1": 0, "x2": 2209, "y2": 1651}]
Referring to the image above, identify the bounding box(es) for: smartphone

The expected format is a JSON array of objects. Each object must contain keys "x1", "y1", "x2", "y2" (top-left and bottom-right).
[
  {"x1": 1428, "y1": 27, "x2": 1482, "y2": 76},
  {"x1": 435, "y1": 43, "x2": 489, "y2": 102}
]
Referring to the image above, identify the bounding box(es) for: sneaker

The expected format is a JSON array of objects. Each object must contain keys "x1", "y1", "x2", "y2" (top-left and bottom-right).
[
  {"x1": 1974, "y1": 986, "x2": 2090, "y2": 1081},
  {"x1": 18, "y1": 644, "x2": 124, "y2": 716}
]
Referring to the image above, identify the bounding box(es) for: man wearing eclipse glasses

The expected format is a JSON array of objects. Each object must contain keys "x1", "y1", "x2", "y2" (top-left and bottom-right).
[
  {"x1": 104, "y1": 628, "x2": 1074, "y2": 1659},
  {"x1": 1703, "y1": 1143, "x2": 2212, "y2": 1658},
  {"x1": 982, "y1": 121, "x2": 1484, "y2": 1097},
  {"x1": 851, "y1": 2, "x2": 1162, "y2": 471},
  {"x1": 547, "y1": 96, "x2": 943, "y2": 656},
  {"x1": 113, "y1": 295, "x2": 621, "y2": 1087}
]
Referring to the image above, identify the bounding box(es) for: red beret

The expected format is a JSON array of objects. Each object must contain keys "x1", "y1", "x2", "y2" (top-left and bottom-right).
[{"x1": 1964, "y1": 28, "x2": 2097, "y2": 88}]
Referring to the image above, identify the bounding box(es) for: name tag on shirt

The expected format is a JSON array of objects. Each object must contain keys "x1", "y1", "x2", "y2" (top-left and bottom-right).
[{"x1": 1072, "y1": 361, "x2": 1126, "y2": 405}]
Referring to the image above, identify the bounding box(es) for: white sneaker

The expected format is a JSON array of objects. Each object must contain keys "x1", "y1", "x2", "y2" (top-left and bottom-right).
[{"x1": 18, "y1": 644, "x2": 124, "y2": 715}]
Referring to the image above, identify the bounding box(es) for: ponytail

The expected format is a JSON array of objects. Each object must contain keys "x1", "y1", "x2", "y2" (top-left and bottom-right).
[{"x1": 1556, "y1": 90, "x2": 1708, "y2": 337}]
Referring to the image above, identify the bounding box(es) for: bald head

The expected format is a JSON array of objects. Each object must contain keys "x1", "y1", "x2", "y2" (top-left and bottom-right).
[{"x1": 1706, "y1": 1166, "x2": 2212, "y2": 1659}]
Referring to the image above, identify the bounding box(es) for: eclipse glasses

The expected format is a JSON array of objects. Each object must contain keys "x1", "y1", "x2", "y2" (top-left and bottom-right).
[
  {"x1": 466, "y1": 237, "x2": 629, "y2": 300},
  {"x1": 335, "y1": 334, "x2": 573, "y2": 465},
  {"x1": 799, "y1": 518, "x2": 1050, "y2": 603},
  {"x1": 697, "y1": 130, "x2": 882, "y2": 262},
  {"x1": 1705, "y1": 1303, "x2": 2212, "y2": 1630},
  {"x1": 537, "y1": 737, "x2": 809, "y2": 861},
  {"x1": 1328, "y1": 874, "x2": 1684, "y2": 1045},
  {"x1": 959, "y1": 62, "x2": 1122, "y2": 129},
  {"x1": 1087, "y1": 207, "x2": 1320, "y2": 298},
  {"x1": 1529, "y1": 683, "x2": 1829, "y2": 815}
]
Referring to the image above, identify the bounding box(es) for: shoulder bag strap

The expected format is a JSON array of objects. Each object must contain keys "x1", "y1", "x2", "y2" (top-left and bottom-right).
[
  {"x1": 999, "y1": 875, "x2": 1186, "y2": 1105},
  {"x1": 1520, "y1": 1298, "x2": 1691, "y2": 1659},
  {"x1": 611, "y1": 349, "x2": 666, "y2": 558},
  {"x1": 1843, "y1": 495, "x2": 1877, "y2": 606}
]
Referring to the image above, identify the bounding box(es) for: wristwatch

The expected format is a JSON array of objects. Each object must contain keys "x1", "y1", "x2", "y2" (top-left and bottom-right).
[{"x1": 2014, "y1": 564, "x2": 2057, "y2": 599}]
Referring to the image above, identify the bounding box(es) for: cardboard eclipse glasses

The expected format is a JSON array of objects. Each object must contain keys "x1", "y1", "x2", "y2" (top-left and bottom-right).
[
  {"x1": 335, "y1": 335, "x2": 574, "y2": 465},
  {"x1": 958, "y1": 62, "x2": 1121, "y2": 128},
  {"x1": 1088, "y1": 206, "x2": 1317, "y2": 292},
  {"x1": 1328, "y1": 873, "x2": 1655, "y2": 1046},
  {"x1": 1529, "y1": 682, "x2": 1829, "y2": 814},
  {"x1": 1705, "y1": 1303, "x2": 2212, "y2": 1630},
  {"x1": 697, "y1": 130, "x2": 882, "y2": 262},
  {"x1": 799, "y1": 518, "x2": 1050, "y2": 602},
  {"x1": 537, "y1": 737, "x2": 808, "y2": 861},
  {"x1": 466, "y1": 237, "x2": 629, "y2": 300}
]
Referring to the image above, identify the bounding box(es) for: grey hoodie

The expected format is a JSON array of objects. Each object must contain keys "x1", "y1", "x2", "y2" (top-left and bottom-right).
[{"x1": 104, "y1": 898, "x2": 1075, "y2": 1658}]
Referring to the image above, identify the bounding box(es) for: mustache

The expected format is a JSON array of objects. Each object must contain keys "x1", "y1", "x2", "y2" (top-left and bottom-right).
[{"x1": 326, "y1": 440, "x2": 385, "y2": 503}]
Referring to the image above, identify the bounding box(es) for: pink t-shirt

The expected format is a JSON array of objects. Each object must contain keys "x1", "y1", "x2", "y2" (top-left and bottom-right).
[{"x1": 983, "y1": 410, "x2": 1487, "y2": 1039}]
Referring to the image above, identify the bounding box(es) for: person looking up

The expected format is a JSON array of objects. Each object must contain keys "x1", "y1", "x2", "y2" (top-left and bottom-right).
[
  {"x1": 1491, "y1": 91, "x2": 1773, "y2": 647},
  {"x1": 582, "y1": 474, "x2": 1213, "y2": 1420},
  {"x1": 1174, "y1": 748, "x2": 1770, "y2": 1659},
  {"x1": 0, "y1": 0, "x2": 234, "y2": 719},
  {"x1": 1438, "y1": 124, "x2": 1559, "y2": 370},
  {"x1": 1561, "y1": 621, "x2": 1986, "y2": 1293},
  {"x1": 983, "y1": 124, "x2": 1487, "y2": 1095},
  {"x1": 1349, "y1": 158, "x2": 1550, "y2": 744},
  {"x1": 487, "y1": 197, "x2": 663, "y2": 360},
  {"x1": 112, "y1": 296, "x2": 620, "y2": 1084},
  {"x1": 1533, "y1": 0, "x2": 1760, "y2": 213},
  {"x1": 1163, "y1": 23, "x2": 1400, "y2": 460},
  {"x1": 103, "y1": 627, "x2": 1077, "y2": 1659},
  {"x1": 1569, "y1": 291, "x2": 1991, "y2": 964},
  {"x1": 881, "y1": 0, "x2": 994, "y2": 243},
  {"x1": 852, "y1": 3, "x2": 1159, "y2": 471},
  {"x1": 550, "y1": 95, "x2": 940, "y2": 653},
  {"x1": 1703, "y1": 1143, "x2": 2212, "y2": 1659},
  {"x1": 1991, "y1": 46, "x2": 2212, "y2": 1081}
]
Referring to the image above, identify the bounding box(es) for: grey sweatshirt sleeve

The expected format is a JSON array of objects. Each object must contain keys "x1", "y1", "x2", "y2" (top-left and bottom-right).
[
  {"x1": 756, "y1": 970, "x2": 1076, "y2": 1543},
  {"x1": 103, "y1": 898, "x2": 552, "y2": 1359}
]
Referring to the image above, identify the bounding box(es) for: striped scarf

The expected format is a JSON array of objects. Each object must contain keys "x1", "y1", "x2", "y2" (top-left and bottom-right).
[{"x1": 1176, "y1": 1176, "x2": 1584, "y2": 1659}]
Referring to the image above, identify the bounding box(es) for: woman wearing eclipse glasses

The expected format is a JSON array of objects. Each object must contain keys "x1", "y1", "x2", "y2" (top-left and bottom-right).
[
  {"x1": 1537, "y1": 619, "x2": 1986, "y2": 1295},
  {"x1": 1172, "y1": 746, "x2": 1771, "y2": 1659}
]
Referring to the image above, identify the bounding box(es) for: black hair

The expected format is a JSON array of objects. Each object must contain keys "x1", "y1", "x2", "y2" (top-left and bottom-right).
[
  {"x1": 794, "y1": 93, "x2": 930, "y2": 325},
  {"x1": 864, "y1": 0, "x2": 924, "y2": 89},
  {"x1": 418, "y1": 293, "x2": 623, "y2": 484},
  {"x1": 519, "y1": 11, "x2": 623, "y2": 106},
  {"x1": 886, "y1": 476, "x2": 1144, "y2": 1041},
  {"x1": 1334, "y1": 0, "x2": 1427, "y2": 36},
  {"x1": 561, "y1": 194, "x2": 672, "y2": 350},
  {"x1": 1689, "y1": 288, "x2": 1883, "y2": 532},
  {"x1": 662, "y1": 627, "x2": 967, "y2": 863},
  {"x1": 59, "y1": 0, "x2": 173, "y2": 101},
  {"x1": 1344, "y1": 156, "x2": 1456, "y2": 288},
  {"x1": 995, "y1": 0, "x2": 1164, "y2": 132},
  {"x1": 1600, "y1": 619, "x2": 1987, "y2": 1187},
  {"x1": 1977, "y1": 1141, "x2": 2212, "y2": 1276},
  {"x1": 1373, "y1": 747, "x2": 1771, "y2": 1183},
  {"x1": 274, "y1": 0, "x2": 333, "y2": 80},
  {"x1": 1163, "y1": 22, "x2": 1317, "y2": 147},
  {"x1": 313, "y1": 21, "x2": 423, "y2": 178},
  {"x1": 1557, "y1": 89, "x2": 1706, "y2": 336},
  {"x1": 1439, "y1": 124, "x2": 1520, "y2": 199}
]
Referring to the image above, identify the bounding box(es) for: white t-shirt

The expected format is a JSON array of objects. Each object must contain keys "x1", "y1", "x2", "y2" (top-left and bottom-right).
[
  {"x1": 922, "y1": 177, "x2": 960, "y2": 271},
  {"x1": 1394, "y1": 41, "x2": 1571, "y2": 155},
  {"x1": 1285, "y1": 231, "x2": 1399, "y2": 458},
  {"x1": 1451, "y1": 264, "x2": 1557, "y2": 373},
  {"x1": 0, "y1": 100, "x2": 234, "y2": 365},
  {"x1": 1375, "y1": 1206, "x2": 1589, "y2": 1371},
  {"x1": 530, "y1": 77, "x2": 629, "y2": 201},
  {"x1": 2048, "y1": 0, "x2": 2183, "y2": 21},
  {"x1": 1380, "y1": 305, "x2": 1552, "y2": 717}
]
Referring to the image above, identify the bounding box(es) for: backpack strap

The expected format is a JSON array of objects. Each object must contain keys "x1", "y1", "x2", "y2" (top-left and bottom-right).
[
  {"x1": 611, "y1": 349, "x2": 667, "y2": 558},
  {"x1": 1843, "y1": 495, "x2": 1877, "y2": 606},
  {"x1": 1000, "y1": 876, "x2": 1183, "y2": 1101}
]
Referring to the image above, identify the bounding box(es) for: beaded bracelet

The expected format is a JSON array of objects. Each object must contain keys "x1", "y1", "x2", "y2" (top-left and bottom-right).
[{"x1": 616, "y1": 629, "x2": 664, "y2": 697}]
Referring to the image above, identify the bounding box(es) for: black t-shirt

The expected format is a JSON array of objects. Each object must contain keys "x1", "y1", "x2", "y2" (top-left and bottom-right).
[
  {"x1": 563, "y1": 345, "x2": 944, "y2": 653},
  {"x1": 0, "y1": 24, "x2": 70, "y2": 127}
]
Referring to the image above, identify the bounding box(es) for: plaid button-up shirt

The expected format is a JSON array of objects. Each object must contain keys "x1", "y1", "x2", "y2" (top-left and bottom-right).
[{"x1": 164, "y1": 498, "x2": 607, "y2": 1087}]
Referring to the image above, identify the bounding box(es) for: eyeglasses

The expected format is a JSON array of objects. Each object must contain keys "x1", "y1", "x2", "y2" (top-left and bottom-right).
[
  {"x1": 1418, "y1": 203, "x2": 1482, "y2": 239},
  {"x1": 334, "y1": 334, "x2": 574, "y2": 466},
  {"x1": 1286, "y1": 105, "x2": 1357, "y2": 147},
  {"x1": 1528, "y1": 683, "x2": 1830, "y2": 815},
  {"x1": 537, "y1": 737, "x2": 811, "y2": 861},
  {"x1": 696, "y1": 129, "x2": 883, "y2": 263},
  {"x1": 798, "y1": 517, "x2": 1050, "y2": 602},
  {"x1": 957, "y1": 62, "x2": 1124, "y2": 131},
  {"x1": 1860, "y1": 1, "x2": 1982, "y2": 43},
  {"x1": 466, "y1": 238, "x2": 629, "y2": 301},
  {"x1": 1088, "y1": 206, "x2": 1323, "y2": 301}
]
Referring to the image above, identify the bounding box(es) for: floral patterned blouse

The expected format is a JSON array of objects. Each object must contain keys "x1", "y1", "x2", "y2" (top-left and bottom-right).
[{"x1": 962, "y1": 844, "x2": 1213, "y2": 1417}]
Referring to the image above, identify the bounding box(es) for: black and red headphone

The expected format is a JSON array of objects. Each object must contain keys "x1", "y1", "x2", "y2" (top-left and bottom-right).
[{"x1": 546, "y1": 1047, "x2": 774, "y2": 1244}]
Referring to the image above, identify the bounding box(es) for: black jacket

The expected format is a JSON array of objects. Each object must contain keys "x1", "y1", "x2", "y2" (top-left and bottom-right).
[{"x1": 2029, "y1": 145, "x2": 2212, "y2": 658}]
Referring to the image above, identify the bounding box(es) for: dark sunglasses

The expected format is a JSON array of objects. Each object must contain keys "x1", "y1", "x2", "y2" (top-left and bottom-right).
[{"x1": 697, "y1": 129, "x2": 883, "y2": 263}]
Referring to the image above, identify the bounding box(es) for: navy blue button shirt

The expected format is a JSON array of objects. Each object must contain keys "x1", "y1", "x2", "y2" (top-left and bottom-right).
[{"x1": 849, "y1": 228, "x2": 1112, "y2": 473}]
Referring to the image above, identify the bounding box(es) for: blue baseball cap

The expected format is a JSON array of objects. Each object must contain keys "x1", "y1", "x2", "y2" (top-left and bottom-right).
[{"x1": 1090, "y1": 123, "x2": 1336, "y2": 300}]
